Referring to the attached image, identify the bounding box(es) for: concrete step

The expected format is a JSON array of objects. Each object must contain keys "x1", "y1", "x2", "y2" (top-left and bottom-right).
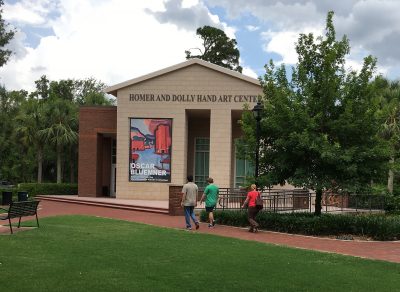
[{"x1": 36, "y1": 196, "x2": 169, "y2": 214}]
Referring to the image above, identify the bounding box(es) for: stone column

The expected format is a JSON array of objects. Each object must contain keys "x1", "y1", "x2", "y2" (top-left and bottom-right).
[{"x1": 209, "y1": 109, "x2": 232, "y2": 188}]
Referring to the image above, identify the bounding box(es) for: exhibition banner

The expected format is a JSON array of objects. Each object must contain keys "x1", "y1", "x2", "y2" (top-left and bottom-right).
[{"x1": 129, "y1": 118, "x2": 172, "y2": 182}]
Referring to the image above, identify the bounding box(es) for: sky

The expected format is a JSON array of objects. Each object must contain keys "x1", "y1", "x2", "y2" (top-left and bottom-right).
[{"x1": 1, "y1": 0, "x2": 400, "y2": 92}]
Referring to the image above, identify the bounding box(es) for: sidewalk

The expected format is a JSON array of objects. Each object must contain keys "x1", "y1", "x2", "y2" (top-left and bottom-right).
[{"x1": 2, "y1": 200, "x2": 400, "y2": 264}]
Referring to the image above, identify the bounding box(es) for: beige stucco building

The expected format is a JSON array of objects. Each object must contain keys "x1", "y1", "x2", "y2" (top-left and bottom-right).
[{"x1": 78, "y1": 58, "x2": 262, "y2": 200}]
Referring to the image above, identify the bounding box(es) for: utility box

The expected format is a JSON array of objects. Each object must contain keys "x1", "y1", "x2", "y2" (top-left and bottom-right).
[
  {"x1": 17, "y1": 191, "x2": 29, "y2": 202},
  {"x1": 2, "y1": 191, "x2": 13, "y2": 205}
]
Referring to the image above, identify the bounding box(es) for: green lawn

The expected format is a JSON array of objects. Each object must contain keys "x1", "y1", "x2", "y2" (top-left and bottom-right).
[{"x1": 0, "y1": 216, "x2": 399, "y2": 291}]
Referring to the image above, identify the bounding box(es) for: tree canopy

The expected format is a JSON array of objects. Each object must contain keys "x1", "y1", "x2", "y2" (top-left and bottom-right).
[
  {"x1": 239, "y1": 11, "x2": 390, "y2": 215},
  {"x1": 375, "y1": 78, "x2": 400, "y2": 193},
  {"x1": 0, "y1": 75, "x2": 113, "y2": 184},
  {"x1": 0, "y1": 0, "x2": 15, "y2": 67},
  {"x1": 185, "y1": 25, "x2": 242, "y2": 73}
]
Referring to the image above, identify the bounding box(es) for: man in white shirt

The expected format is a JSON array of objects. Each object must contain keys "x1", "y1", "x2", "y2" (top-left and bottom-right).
[{"x1": 181, "y1": 175, "x2": 200, "y2": 230}]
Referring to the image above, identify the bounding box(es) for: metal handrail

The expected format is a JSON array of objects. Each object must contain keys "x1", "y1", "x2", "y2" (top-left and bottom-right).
[{"x1": 192, "y1": 190, "x2": 386, "y2": 214}]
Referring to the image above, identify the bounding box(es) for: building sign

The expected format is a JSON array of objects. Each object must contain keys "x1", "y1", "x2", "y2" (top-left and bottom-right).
[
  {"x1": 129, "y1": 118, "x2": 172, "y2": 182},
  {"x1": 129, "y1": 93, "x2": 258, "y2": 103}
]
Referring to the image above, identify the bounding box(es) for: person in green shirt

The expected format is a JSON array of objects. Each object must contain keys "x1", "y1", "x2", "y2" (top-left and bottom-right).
[{"x1": 200, "y1": 177, "x2": 219, "y2": 228}]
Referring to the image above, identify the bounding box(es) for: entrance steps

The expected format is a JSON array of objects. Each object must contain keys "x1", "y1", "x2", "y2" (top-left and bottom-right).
[{"x1": 36, "y1": 195, "x2": 169, "y2": 215}]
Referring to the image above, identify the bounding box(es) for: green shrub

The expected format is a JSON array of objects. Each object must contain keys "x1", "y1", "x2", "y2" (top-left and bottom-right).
[
  {"x1": 0, "y1": 187, "x2": 17, "y2": 194},
  {"x1": 17, "y1": 183, "x2": 78, "y2": 196},
  {"x1": 385, "y1": 195, "x2": 400, "y2": 214},
  {"x1": 370, "y1": 184, "x2": 389, "y2": 195},
  {"x1": 203, "y1": 210, "x2": 400, "y2": 241}
]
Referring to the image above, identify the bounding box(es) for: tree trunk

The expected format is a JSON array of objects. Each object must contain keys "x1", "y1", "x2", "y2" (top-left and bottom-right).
[
  {"x1": 37, "y1": 147, "x2": 43, "y2": 183},
  {"x1": 387, "y1": 156, "x2": 395, "y2": 194},
  {"x1": 314, "y1": 188, "x2": 322, "y2": 216},
  {"x1": 70, "y1": 148, "x2": 75, "y2": 183},
  {"x1": 57, "y1": 144, "x2": 62, "y2": 183}
]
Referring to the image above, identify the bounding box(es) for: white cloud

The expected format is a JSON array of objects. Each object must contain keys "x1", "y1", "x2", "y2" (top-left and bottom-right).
[
  {"x1": 3, "y1": 0, "x2": 57, "y2": 26},
  {"x1": 6, "y1": 29, "x2": 29, "y2": 60},
  {"x1": 207, "y1": 0, "x2": 400, "y2": 72},
  {"x1": 261, "y1": 30, "x2": 298, "y2": 65},
  {"x1": 220, "y1": 23, "x2": 236, "y2": 40},
  {"x1": 261, "y1": 27, "x2": 323, "y2": 65},
  {"x1": 0, "y1": 0, "x2": 213, "y2": 91},
  {"x1": 246, "y1": 25, "x2": 259, "y2": 32},
  {"x1": 146, "y1": 0, "x2": 220, "y2": 31},
  {"x1": 181, "y1": 0, "x2": 199, "y2": 8},
  {"x1": 260, "y1": 25, "x2": 383, "y2": 78},
  {"x1": 242, "y1": 66, "x2": 258, "y2": 79},
  {"x1": 2, "y1": 0, "x2": 398, "y2": 92},
  {"x1": 344, "y1": 58, "x2": 364, "y2": 73},
  {"x1": 4, "y1": 3, "x2": 44, "y2": 25}
]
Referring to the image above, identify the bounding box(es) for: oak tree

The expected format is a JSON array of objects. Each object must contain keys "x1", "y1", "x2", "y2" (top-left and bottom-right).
[{"x1": 186, "y1": 25, "x2": 242, "y2": 73}]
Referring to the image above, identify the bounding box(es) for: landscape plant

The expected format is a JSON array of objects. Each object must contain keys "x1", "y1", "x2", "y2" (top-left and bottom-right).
[
  {"x1": 201, "y1": 210, "x2": 400, "y2": 240},
  {"x1": 239, "y1": 11, "x2": 389, "y2": 215}
]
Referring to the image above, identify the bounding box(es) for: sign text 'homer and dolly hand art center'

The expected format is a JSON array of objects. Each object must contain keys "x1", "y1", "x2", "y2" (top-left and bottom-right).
[{"x1": 129, "y1": 118, "x2": 172, "y2": 183}]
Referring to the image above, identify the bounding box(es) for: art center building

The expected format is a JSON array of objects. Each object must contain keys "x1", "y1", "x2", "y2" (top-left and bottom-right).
[{"x1": 78, "y1": 58, "x2": 262, "y2": 200}]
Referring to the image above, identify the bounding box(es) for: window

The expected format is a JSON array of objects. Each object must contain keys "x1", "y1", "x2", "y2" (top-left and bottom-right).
[
  {"x1": 235, "y1": 144, "x2": 254, "y2": 188},
  {"x1": 194, "y1": 138, "x2": 209, "y2": 188}
]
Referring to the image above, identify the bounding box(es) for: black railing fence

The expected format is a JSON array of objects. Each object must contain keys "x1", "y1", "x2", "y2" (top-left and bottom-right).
[{"x1": 192, "y1": 188, "x2": 386, "y2": 213}]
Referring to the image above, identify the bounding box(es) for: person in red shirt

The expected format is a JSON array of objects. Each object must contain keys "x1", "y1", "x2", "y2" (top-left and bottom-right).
[{"x1": 241, "y1": 184, "x2": 261, "y2": 233}]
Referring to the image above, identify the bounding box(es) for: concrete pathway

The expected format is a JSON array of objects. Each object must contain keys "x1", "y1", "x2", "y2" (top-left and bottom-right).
[{"x1": 1, "y1": 200, "x2": 400, "y2": 264}]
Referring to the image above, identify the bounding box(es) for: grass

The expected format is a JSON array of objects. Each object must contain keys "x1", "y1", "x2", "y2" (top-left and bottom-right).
[{"x1": 0, "y1": 215, "x2": 399, "y2": 292}]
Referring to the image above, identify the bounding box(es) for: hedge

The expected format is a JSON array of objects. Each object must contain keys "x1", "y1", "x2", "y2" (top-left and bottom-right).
[
  {"x1": 385, "y1": 195, "x2": 400, "y2": 214},
  {"x1": 201, "y1": 210, "x2": 400, "y2": 241},
  {"x1": 16, "y1": 183, "x2": 78, "y2": 196}
]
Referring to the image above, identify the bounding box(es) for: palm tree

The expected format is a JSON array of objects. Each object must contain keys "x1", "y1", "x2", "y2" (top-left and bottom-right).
[
  {"x1": 15, "y1": 98, "x2": 46, "y2": 183},
  {"x1": 379, "y1": 80, "x2": 400, "y2": 193},
  {"x1": 40, "y1": 99, "x2": 78, "y2": 183}
]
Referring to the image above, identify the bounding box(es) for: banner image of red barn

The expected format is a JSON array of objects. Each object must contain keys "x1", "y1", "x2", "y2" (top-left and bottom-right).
[
  {"x1": 154, "y1": 124, "x2": 171, "y2": 154},
  {"x1": 131, "y1": 136, "x2": 145, "y2": 151}
]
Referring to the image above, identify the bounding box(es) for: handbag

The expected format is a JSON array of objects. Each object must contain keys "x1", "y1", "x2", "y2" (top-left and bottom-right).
[{"x1": 255, "y1": 192, "x2": 263, "y2": 209}]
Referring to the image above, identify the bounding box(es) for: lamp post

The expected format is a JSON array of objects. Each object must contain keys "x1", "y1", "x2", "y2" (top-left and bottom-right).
[{"x1": 252, "y1": 101, "x2": 263, "y2": 183}]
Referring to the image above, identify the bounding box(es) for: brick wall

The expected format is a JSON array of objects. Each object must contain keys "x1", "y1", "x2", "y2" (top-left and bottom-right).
[
  {"x1": 169, "y1": 185, "x2": 184, "y2": 215},
  {"x1": 78, "y1": 106, "x2": 117, "y2": 197}
]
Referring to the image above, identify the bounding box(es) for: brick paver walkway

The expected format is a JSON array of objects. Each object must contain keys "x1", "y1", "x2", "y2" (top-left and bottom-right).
[{"x1": 2, "y1": 200, "x2": 400, "y2": 263}]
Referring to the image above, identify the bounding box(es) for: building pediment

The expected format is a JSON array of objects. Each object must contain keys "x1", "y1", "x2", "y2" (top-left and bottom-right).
[{"x1": 105, "y1": 58, "x2": 260, "y2": 97}]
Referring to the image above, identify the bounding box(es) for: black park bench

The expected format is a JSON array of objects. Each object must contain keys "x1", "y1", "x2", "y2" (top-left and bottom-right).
[{"x1": 0, "y1": 201, "x2": 40, "y2": 234}]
